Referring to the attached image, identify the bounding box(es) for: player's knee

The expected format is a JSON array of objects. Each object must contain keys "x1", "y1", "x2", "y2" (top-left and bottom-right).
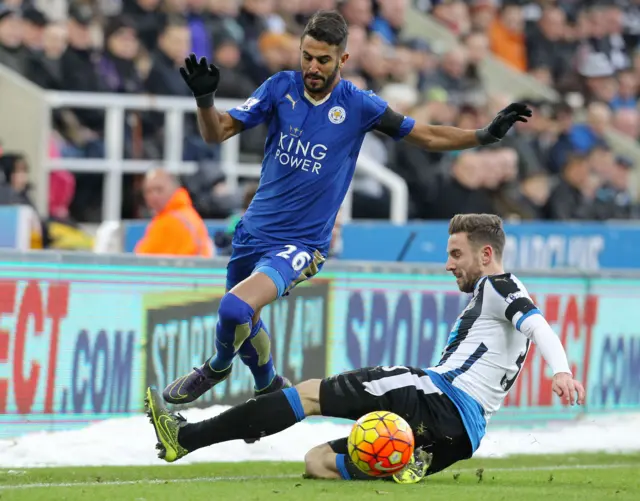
[
  {"x1": 295, "y1": 379, "x2": 322, "y2": 416},
  {"x1": 218, "y1": 293, "x2": 254, "y2": 327},
  {"x1": 304, "y1": 444, "x2": 337, "y2": 479}
]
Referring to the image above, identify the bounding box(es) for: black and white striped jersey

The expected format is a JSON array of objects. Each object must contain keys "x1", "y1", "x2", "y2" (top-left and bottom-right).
[{"x1": 428, "y1": 273, "x2": 542, "y2": 421}]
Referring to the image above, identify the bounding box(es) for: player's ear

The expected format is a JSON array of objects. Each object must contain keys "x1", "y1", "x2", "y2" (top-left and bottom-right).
[
  {"x1": 340, "y1": 51, "x2": 350, "y2": 68},
  {"x1": 482, "y1": 245, "x2": 493, "y2": 265}
]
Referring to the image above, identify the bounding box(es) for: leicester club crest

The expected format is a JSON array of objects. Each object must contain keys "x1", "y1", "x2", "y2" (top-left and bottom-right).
[{"x1": 328, "y1": 106, "x2": 346, "y2": 124}]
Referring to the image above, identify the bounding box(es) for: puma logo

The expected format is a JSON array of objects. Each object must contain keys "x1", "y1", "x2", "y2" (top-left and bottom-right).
[{"x1": 285, "y1": 93, "x2": 298, "y2": 110}]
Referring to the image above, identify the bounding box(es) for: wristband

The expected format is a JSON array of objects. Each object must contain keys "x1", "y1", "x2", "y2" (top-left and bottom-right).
[
  {"x1": 195, "y1": 93, "x2": 214, "y2": 109},
  {"x1": 475, "y1": 128, "x2": 500, "y2": 145}
]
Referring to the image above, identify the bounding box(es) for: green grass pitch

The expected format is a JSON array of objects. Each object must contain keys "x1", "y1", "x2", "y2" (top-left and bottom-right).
[{"x1": 1, "y1": 453, "x2": 638, "y2": 501}]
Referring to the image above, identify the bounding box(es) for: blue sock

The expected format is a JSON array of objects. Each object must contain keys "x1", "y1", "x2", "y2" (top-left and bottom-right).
[
  {"x1": 239, "y1": 318, "x2": 277, "y2": 391},
  {"x1": 335, "y1": 454, "x2": 351, "y2": 480},
  {"x1": 209, "y1": 293, "x2": 254, "y2": 372}
]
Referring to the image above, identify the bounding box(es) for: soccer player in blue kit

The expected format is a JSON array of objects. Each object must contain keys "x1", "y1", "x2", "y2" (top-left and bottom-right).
[{"x1": 162, "y1": 11, "x2": 532, "y2": 411}]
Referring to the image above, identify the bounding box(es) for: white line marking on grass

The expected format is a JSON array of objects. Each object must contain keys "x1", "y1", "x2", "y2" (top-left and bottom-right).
[
  {"x1": 0, "y1": 474, "x2": 302, "y2": 490},
  {"x1": 0, "y1": 462, "x2": 638, "y2": 490}
]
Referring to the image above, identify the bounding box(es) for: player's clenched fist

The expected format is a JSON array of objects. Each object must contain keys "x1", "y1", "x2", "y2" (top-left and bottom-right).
[
  {"x1": 552, "y1": 372, "x2": 586, "y2": 406},
  {"x1": 180, "y1": 53, "x2": 220, "y2": 108},
  {"x1": 476, "y1": 102, "x2": 533, "y2": 145}
]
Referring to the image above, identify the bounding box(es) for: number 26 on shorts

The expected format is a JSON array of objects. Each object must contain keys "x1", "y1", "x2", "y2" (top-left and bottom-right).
[{"x1": 276, "y1": 245, "x2": 311, "y2": 272}]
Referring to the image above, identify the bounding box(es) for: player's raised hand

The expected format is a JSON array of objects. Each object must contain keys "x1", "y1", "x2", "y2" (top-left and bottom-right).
[
  {"x1": 476, "y1": 102, "x2": 533, "y2": 145},
  {"x1": 180, "y1": 53, "x2": 220, "y2": 107},
  {"x1": 552, "y1": 372, "x2": 586, "y2": 406}
]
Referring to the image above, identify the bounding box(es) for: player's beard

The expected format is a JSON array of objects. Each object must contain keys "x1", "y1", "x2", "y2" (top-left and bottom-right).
[
  {"x1": 457, "y1": 264, "x2": 483, "y2": 293},
  {"x1": 304, "y1": 62, "x2": 340, "y2": 95}
]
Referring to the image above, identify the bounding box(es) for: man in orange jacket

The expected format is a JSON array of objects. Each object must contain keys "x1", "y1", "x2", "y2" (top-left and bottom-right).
[{"x1": 135, "y1": 168, "x2": 214, "y2": 257}]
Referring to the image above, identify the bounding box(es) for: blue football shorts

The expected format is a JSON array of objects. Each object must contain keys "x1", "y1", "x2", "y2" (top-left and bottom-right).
[{"x1": 225, "y1": 220, "x2": 327, "y2": 298}]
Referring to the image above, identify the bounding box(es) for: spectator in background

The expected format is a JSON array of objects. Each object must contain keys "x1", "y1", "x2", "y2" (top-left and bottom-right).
[
  {"x1": 593, "y1": 154, "x2": 637, "y2": 219},
  {"x1": 569, "y1": 101, "x2": 611, "y2": 154},
  {"x1": 135, "y1": 168, "x2": 214, "y2": 257},
  {"x1": 545, "y1": 153, "x2": 594, "y2": 220},
  {"x1": 207, "y1": 0, "x2": 244, "y2": 48},
  {"x1": 432, "y1": 0, "x2": 471, "y2": 37},
  {"x1": 99, "y1": 16, "x2": 144, "y2": 94},
  {"x1": 186, "y1": 0, "x2": 212, "y2": 59},
  {"x1": 371, "y1": 0, "x2": 407, "y2": 45},
  {"x1": 575, "y1": 5, "x2": 629, "y2": 101},
  {"x1": 587, "y1": 143, "x2": 615, "y2": 188},
  {"x1": 388, "y1": 42, "x2": 416, "y2": 86},
  {"x1": 611, "y1": 69, "x2": 638, "y2": 110},
  {"x1": 601, "y1": 2, "x2": 630, "y2": 72},
  {"x1": 0, "y1": 153, "x2": 48, "y2": 248},
  {"x1": 359, "y1": 35, "x2": 391, "y2": 90},
  {"x1": 144, "y1": 16, "x2": 213, "y2": 162},
  {"x1": 252, "y1": 31, "x2": 295, "y2": 85},
  {"x1": 22, "y1": 7, "x2": 47, "y2": 55},
  {"x1": 526, "y1": 6, "x2": 574, "y2": 90},
  {"x1": 60, "y1": 5, "x2": 106, "y2": 154},
  {"x1": 507, "y1": 99, "x2": 557, "y2": 178},
  {"x1": 121, "y1": 0, "x2": 164, "y2": 51},
  {"x1": 0, "y1": 7, "x2": 29, "y2": 75},
  {"x1": 424, "y1": 46, "x2": 479, "y2": 107},
  {"x1": 463, "y1": 30, "x2": 490, "y2": 70},
  {"x1": 237, "y1": 0, "x2": 272, "y2": 66},
  {"x1": 547, "y1": 101, "x2": 577, "y2": 174},
  {"x1": 339, "y1": 0, "x2": 373, "y2": 30},
  {"x1": 421, "y1": 151, "x2": 495, "y2": 220},
  {"x1": 612, "y1": 107, "x2": 640, "y2": 139},
  {"x1": 0, "y1": 153, "x2": 30, "y2": 206},
  {"x1": 213, "y1": 35, "x2": 256, "y2": 98},
  {"x1": 27, "y1": 21, "x2": 67, "y2": 89},
  {"x1": 145, "y1": 17, "x2": 191, "y2": 96},
  {"x1": 468, "y1": 0, "x2": 493, "y2": 34},
  {"x1": 513, "y1": 172, "x2": 552, "y2": 220},
  {"x1": 461, "y1": 31, "x2": 490, "y2": 106},
  {"x1": 489, "y1": 3, "x2": 526, "y2": 72},
  {"x1": 345, "y1": 24, "x2": 366, "y2": 71}
]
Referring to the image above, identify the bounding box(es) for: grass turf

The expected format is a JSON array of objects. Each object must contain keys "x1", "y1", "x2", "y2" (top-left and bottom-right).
[{"x1": 1, "y1": 453, "x2": 638, "y2": 501}]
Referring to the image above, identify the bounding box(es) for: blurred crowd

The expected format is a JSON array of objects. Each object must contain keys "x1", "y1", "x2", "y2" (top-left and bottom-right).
[{"x1": 0, "y1": 0, "x2": 638, "y2": 228}]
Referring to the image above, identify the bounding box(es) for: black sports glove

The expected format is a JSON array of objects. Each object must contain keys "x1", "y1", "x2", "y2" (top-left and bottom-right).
[
  {"x1": 179, "y1": 53, "x2": 220, "y2": 108},
  {"x1": 476, "y1": 102, "x2": 532, "y2": 145}
]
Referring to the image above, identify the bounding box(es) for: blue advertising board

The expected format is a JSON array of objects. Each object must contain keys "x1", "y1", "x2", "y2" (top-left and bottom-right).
[{"x1": 340, "y1": 221, "x2": 640, "y2": 271}]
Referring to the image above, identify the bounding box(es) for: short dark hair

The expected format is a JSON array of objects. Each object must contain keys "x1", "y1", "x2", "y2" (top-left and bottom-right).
[
  {"x1": 302, "y1": 10, "x2": 348, "y2": 51},
  {"x1": 449, "y1": 213, "x2": 506, "y2": 258},
  {"x1": 161, "y1": 14, "x2": 188, "y2": 34}
]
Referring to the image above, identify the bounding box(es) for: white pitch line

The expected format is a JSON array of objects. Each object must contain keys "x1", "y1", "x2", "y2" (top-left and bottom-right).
[
  {"x1": 0, "y1": 462, "x2": 638, "y2": 491},
  {"x1": 0, "y1": 474, "x2": 302, "y2": 491}
]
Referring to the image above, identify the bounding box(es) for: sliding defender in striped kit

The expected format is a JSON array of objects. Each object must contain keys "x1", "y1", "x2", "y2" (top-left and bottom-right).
[{"x1": 146, "y1": 214, "x2": 585, "y2": 483}]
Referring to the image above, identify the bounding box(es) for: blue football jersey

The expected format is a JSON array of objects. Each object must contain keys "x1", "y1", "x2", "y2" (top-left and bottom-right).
[{"x1": 227, "y1": 71, "x2": 415, "y2": 251}]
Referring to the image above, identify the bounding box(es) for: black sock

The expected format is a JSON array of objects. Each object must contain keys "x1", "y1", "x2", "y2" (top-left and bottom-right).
[
  {"x1": 341, "y1": 454, "x2": 378, "y2": 481},
  {"x1": 178, "y1": 388, "x2": 305, "y2": 452},
  {"x1": 337, "y1": 454, "x2": 400, "y2": 482}
]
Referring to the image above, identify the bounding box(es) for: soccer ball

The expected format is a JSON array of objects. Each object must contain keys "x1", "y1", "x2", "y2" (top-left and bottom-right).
[{"x1": 347, "y1": 410, "x2": 415, "y2": 477}]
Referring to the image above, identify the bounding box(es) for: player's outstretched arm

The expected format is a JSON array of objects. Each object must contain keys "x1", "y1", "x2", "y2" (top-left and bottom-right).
[
  {"x1": 405, "y1": 102, "x2": 532, "y2": 151},
  {"x1": 180, "y1": 53, "x2": 243, "y2": 144},
  {"x1": 519, "y1": 314, "x2": 586, "y2": 406}
]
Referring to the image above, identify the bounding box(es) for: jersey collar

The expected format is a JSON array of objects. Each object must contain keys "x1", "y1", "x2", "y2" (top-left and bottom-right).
[
  {"x1": 295, "y1": 71, "x2": 343, "y2": 107},
  {"x1": 473, "y1": 276, "x2": 488, "y2": 296}
]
